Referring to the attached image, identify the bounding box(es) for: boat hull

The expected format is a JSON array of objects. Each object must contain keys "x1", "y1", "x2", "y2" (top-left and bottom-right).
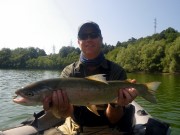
[{"x1": 0, "y1": 101, "x2": 171, "y2": 135}]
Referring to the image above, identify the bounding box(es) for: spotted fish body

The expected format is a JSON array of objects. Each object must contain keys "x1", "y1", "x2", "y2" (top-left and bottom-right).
[{"x1": 13, "y1": 74, "x2": 160, "y2": 117}]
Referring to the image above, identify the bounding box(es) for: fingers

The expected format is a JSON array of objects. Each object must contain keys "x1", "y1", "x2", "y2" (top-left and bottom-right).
[
  {"x1": 52, "y1": 90, "x2": 60, "y2": 113},
  {"x1": 43, "y1": 89, "x2": 69, "y2": 111},
  {"x1": 127, "y1": 79, "x2": 136, "y2": 83},
  {"x1": 43, "y1": 95, "x2": 52, "y2": 111},
  {"x1": 117, "y1": 88, "x2": 138, "y2": 106},
  {"x1": 55, "y1": 90, "x2": 69, "y2": 111},
  {"x1": 129, "y1": 88, "x2": 138, "y2": 98},
  {"x1": 43, "y1": 89, "x2": 73, "y2": 118},
  {"x1": 130, "y1": 79, "x2": 136, "y2": 83},
  {"x1": 117, "y1": 90, "x2": 125, "y2": 105},
  {"x1": 123, "y1": 89, "x2": 133, "y2": 103}
]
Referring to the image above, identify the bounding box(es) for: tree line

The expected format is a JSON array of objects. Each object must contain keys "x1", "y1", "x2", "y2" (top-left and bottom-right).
[
  {"x1": 0, "y1": 43, "x2": 114, "y2": 70},
  {"x1": 107, "y1": 27, "x2": 180, "y2": 73},
  {"x1": 0, "y1": 27, "x2": 179, "y2": 73}
]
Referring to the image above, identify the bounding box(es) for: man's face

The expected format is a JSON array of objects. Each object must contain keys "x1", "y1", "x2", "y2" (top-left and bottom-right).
[{"x1": 78, "y1": 27, "x2": 102, "y2": 59}]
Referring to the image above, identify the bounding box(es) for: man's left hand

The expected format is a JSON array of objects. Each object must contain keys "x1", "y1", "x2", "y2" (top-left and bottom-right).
[{"x1": 117, "y1": 79, "x2": 138, "y2": 106}]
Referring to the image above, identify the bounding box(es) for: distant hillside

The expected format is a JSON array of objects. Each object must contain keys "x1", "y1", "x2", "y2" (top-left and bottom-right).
[
  {"x1": 0, "y1": 27, "x2": 179, "y2": 73},
  {"x1": 106, "y1": 27, "x2": 180, "y2": 73}
]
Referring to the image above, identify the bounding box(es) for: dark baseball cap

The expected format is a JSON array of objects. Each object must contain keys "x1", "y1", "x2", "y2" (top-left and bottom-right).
[{"x1": 78, "y1": 21, "x2": 102, "y2": 38}]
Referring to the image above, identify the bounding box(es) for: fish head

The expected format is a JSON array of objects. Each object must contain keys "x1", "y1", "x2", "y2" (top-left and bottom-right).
[{"x1": 13, "y1": 81, "x2": 53, "y2": 106}]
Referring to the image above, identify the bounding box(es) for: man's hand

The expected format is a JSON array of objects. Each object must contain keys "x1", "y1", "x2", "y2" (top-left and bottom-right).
[
  {"x1": 106, "y1": 79, "x2": 138, "y2": 123},
  {"x1": 43, "y1": 90, "x2": 73, "y2": 118},
  {"x1": 117, "y1": 79, "x2": 138, "y2": 106}
]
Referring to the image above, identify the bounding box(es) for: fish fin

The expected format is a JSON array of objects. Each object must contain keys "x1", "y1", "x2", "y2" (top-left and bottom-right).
[
  {"x1": 85, "y1": 74, "x2": 108, "y2": 84},
  {"x1": 144, "y1": 82, "x2": 161, "y2": 103},
  {"x1": 87, "y1": 105, "x2": 100, "y2": 116},
  {"x1": 146, "y1": 82, "x2": 161, "y2": 92}
]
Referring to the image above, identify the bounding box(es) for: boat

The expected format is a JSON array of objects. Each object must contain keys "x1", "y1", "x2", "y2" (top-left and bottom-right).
[{"x1": 0, "y1": 101, "x2": 171, "y2": 135}]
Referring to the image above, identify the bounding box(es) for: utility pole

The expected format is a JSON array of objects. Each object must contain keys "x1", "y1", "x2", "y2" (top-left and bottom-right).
[
  {"x1": 52, "y1": 44, "x2": 55, "y2": 54},
  {"x1": 154, "y1": 18, "x2": 157, "y2": 34},
  {"x1": 69, "y1": 40, "x2": 73, "y2": 47}
]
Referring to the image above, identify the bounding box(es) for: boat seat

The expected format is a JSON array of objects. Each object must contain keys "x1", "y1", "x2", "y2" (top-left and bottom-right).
[{"x1": 145, "y1": 118, "x2": 170, "y2": 135}]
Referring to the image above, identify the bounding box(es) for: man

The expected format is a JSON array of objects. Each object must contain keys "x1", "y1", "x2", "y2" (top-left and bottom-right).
[{"x1": 43, "y1": 21, "x2": 138, "y2": 134}]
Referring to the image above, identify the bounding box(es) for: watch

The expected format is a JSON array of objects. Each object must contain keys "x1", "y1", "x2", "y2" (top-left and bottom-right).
[{"x1": 110, "y1": 103, "x2": 121, "y2": 108}]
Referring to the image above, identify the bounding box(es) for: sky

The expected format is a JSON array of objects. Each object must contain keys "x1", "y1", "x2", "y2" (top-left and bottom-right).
[{"x1": 0, "y1": 0, "x2": 180, "y2": 54}]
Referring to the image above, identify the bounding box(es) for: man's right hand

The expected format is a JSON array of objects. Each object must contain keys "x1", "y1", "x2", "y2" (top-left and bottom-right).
[{"x1": 43, "y1": 90, "x2": 73, "y2": 118}]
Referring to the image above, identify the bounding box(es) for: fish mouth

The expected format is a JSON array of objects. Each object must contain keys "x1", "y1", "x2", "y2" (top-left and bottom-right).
[{"x1": 13, "y1": 94, "x2": 29, "y2": 105}]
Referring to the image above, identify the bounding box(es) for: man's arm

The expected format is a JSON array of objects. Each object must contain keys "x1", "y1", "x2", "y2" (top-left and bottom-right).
[{"x1": 105, "y1": 87, "x2": 137, "y2": 123}]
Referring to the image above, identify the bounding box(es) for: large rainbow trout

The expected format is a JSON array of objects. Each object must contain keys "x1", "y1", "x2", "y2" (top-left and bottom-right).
[{"x1": 13, "y1": 74, "x2": 160, "y2": 117}]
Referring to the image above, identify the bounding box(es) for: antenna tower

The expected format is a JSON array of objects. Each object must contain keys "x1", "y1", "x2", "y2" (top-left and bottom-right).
[
  {"x1": 69, "y1": 40, "x2": 73, "y2": 47},
  {"x1": 154, "y1": 18, "x2": 157, "y2": 34},
  {"x1": 52, "y1": 44, "x2": 55, "y2": 54}
]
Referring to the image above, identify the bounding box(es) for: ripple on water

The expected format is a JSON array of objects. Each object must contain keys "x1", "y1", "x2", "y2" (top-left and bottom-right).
[
  {"x1": 0, "y1": 70, "x2": 60, "y2": 130},
  {"x1": 0, "y1": 71, "x2": 179, "y2": 134}
]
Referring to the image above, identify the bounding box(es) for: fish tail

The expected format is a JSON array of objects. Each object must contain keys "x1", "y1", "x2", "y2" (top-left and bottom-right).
[
  {"x1": 142, "y1": 82, "x2": 161, "y2": 104},
  {"x1": 146, "y1": 82, "x2": 161, "y2": 94},
  {"x1": 146, "y1": 82, "x2": 161, "y2": 93}
]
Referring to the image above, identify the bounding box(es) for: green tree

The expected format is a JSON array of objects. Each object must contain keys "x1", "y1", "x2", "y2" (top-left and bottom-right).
[
  {"x1": 162, "y1": 37, "x2": 180, "y2": 73},
  {"x1": 0, "y1": 48, "x2": 12, "y2": 68},
  {"x1": 59, "y1": 46, "x2": 80, "y2": 58},
  {"x1": 140, "y1": 40, "x2": 165, "y2": 72},
  {"x1": 102, "y1": 43, "x2": 114, "y2": 54}
]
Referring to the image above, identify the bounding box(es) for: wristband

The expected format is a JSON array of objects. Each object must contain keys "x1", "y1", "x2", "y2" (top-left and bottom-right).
[{"x1": 110, "y1": 103, "x2": 121, "y2": 108}]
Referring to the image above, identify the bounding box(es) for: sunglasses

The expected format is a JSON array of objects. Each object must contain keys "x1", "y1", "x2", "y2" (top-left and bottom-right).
[{"x1": 78, "y1": 32, "x2": 100, "y2": 40}]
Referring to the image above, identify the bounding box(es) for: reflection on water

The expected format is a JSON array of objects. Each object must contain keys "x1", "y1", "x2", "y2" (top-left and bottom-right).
[{"x1": 0, "y1": 70, "x2": 179, "y2": 134}]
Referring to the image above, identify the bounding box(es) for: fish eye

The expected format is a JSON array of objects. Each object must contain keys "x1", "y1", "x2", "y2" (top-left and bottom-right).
[{"x1": 25, "y1": 92, "x2": 34, "y2": 97}]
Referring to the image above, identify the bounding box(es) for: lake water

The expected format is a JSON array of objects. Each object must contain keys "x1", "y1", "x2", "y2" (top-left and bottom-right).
[{"x1": 0, "y1": 70, "x2": 179, "y2": 134}]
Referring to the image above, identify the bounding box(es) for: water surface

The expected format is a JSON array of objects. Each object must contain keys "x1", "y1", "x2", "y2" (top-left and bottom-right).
[
  {"x1": 128, "y1": 73, "x2": 180, "y2": 135},
  {"x1": 0, "y1": 70, "x2": 179, "y2": 134},
  {"x1": 0, "y1": 69, "x2": 60, "y2": 129}
]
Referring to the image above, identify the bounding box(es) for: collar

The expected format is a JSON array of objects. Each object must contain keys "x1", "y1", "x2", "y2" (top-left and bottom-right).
[{"x1": 74, "y1": 59, "x2": 109, "y2": 71}]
